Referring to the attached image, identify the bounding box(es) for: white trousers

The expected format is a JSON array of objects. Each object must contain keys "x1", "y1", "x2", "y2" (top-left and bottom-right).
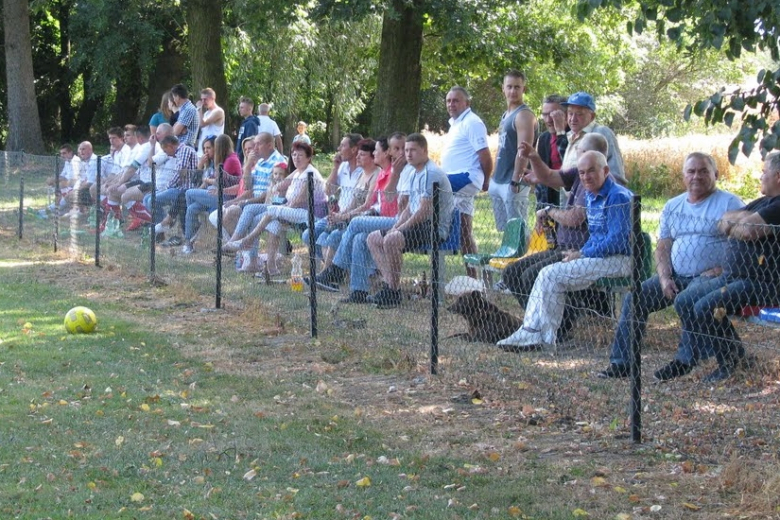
[{"x1": 523, "y1": 255, "x2": 631, "y2": 344}]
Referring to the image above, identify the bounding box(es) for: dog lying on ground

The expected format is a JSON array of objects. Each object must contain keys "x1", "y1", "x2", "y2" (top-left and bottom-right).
[{"x1": 447, "y1": 290, "x2": 522, "y2": 344}]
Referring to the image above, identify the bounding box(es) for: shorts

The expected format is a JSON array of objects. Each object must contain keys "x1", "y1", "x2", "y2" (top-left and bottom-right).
[
  {"x1": 386, "y1": 221, "x2": 433, "y2": 252},
  {"x1": 453, "y1": 182, "x2": 480, "y2": 216}
]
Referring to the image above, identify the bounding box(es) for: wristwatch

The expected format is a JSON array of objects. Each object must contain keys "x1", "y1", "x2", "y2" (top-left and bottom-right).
[{"x1": 510, "y1": 180, "x2": 521, "y2": 187}]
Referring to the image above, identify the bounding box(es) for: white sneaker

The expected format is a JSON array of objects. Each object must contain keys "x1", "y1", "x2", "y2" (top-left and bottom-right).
[
  {"x1": 181, "y1": 244, "x2": 194, "y2": 255},
  {"x1": 497, "y1": 328, "x2": 544, "y2": 349},
  {"x1": 155, "y1": 222, "x2": 171, "y2": 235}
]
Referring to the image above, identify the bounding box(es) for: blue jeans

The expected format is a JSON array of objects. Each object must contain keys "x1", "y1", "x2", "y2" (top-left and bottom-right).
[
  {"x1": 350, "y1": 232, "x2": 375, "y2": 292},
  {"x1": 233, "y1": 204, "x2": 268, "y2": 239},
  {"x1": 144, "y1": 188, "x2": 182, "y2": 225},
  {"x1": 609, "y1": 274, "x2": 716, "y2": 366},
  {"x1": 302, "y1": 218, "x2": 329, "y2": 258},
  {"x1": 184, "y1": 189, "x2": 218, "y2": 242},
  {"x1": 677, "y1": 274, "x2": 780, "y2": 366},
  {"x1": 332, "y1": 216, "x2": 396, "y2": 269},
  {"x1": 317, "y1": 227, "x2": 346, "y2": 250},
  {"x1": 331, "y1": 216, "x2": 397, "y2": 293}
]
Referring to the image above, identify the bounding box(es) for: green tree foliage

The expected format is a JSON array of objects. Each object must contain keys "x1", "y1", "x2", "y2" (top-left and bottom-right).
[
  {"x1": 420, "y1": 0, "x2": 636, "y2": 131},
  {"x1": 224, "y1": 0, "x2": 379, "y2": 147},
  {"x1": 577, "y1": 0, "x2": 780, "y2": 160}
]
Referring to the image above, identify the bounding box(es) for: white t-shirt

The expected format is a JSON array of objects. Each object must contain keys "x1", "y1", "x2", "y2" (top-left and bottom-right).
[
  {"x1": 257, "y1": 115, "x2": 282, "y2": 137},
  {"x1": 81, "y1": 155, "x2": 99, "y2": 184},
  {"x1": 660, "y1": 189, "x2": 745, "y2": 277},
  {"x1": 133, "y1": 142, "x2": 162, "y2": 182},
  {"x1": 440, "y1": 108, "x2": 490, "y2": 187},
  {"x1": 197, "y1": 107, "x2": 225, "y2": 156},
  {"x1": 152, "y1": 153, "x2": 178, "y2": 190},
  {"x1": 334, "y1": 161, "x2": 364, "y2": 211}
]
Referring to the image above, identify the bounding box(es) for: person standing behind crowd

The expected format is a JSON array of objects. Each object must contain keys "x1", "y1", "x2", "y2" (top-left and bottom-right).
[
  {"x1": 196, "y1": 88, "x2": 225, "y2": 157},
  {"x1": 490, "y1": 70, "x2": 535, "y2": 232},
  {"x1": 236, "y1": 97, "x2": 260, "y2": 164},
  {"x1": 149, "y1": 92, "x2": 175, "y2": 134},
  {"x1": 559, "y1": 92, "x2": 626, "y2": 184},
  {"x1": 171, "y1": 84, "x2": 199, "y2": 148},
  {"x1": 293, "y1": 121, "x2": 311, "y2": 145},
  {"x1": 440, "y1": 86, "x2": 493, "y2": 279},
  {"x1": 535, "y1": 94, "x2": 569, "y2": 208},
  {"x1": 257, "y1": 103, "x2": 284, "y2": 154}
]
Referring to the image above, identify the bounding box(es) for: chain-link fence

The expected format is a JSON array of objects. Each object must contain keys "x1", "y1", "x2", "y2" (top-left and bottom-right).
[{"x1": 2, "y1": 150, "x2": 779, "y2": 451}]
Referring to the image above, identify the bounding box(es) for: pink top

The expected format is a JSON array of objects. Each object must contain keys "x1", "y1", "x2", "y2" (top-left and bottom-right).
[{"x1": 373, "y1": 164, "x2": 398, "y2": 217}]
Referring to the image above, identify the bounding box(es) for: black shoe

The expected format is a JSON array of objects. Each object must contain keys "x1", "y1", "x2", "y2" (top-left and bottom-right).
[
  {"x1": 313, "y1": 265, "x2": 345, "y2": 292},
  {"x1": 161, "y1": 235, "x2": 182, "y2": 247},
  {"x1": 653, "y1": 360, "x2": 693, "y2": 382},
  {"x1": 340, "y1": 290, "x2": 369, "y2": 304},
  {"x1": 374, "y1": 287, "x2": 402, "y2": 309},
  {"x1": 703, "y1": 364, "x2": 736, "y2": 383},
  {"x1": 366, "y1": 283, "x2": 388, "y2": 304},
  {"x1": 317, "y1": 264, "x2": 346, "y2": 285},
  {"x1": 597, "y1": 363, "x2": 630, "y2": 379}
]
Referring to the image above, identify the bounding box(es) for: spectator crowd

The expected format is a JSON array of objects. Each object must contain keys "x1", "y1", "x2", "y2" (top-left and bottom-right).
[{"x1": 49, "y1": 76, "x2": 780, "y2": 383}]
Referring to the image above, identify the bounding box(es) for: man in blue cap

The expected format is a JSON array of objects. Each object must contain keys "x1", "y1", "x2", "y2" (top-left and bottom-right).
[{"x1": 560, "y1": 92, "x2": 626, "y2": 185}]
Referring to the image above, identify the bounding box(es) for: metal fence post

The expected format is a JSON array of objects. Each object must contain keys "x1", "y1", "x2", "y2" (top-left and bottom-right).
[
  {"x1": 629, "y1": 195, "x2": 643, "y2": 443},
  {"x1": 430, "y1": 182, "x2": 441, "y2": 375},
  {"x1": 94, "y1": 156, "x2": 102, "y2": 267},
  {"x1": 149, "y1": 164, "x2": 157, "y2": 278},
  {"x1": 307, "y1": 169, "x2": 318, "y2": 338},
  {"x1": 18, "y1": 175, "x2": 24, "y2": 240},
  {"x1": 215, "y1": 164, "x2": 224, "y2": 309},
  {"x1": 53, "y1": 157, "x2": 60, "y2": 252}
]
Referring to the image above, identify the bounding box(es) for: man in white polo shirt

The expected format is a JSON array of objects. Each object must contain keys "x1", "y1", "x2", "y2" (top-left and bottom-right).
[{"x1": 440, "y1": 86, "x2": 493, "y2": 278}]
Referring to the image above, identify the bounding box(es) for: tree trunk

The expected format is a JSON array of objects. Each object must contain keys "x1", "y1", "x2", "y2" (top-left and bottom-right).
[
  {"x1": 3, "y1": 0, "x2": 45, "y2": 152},
  {"x1": 186, "y1": 0, "x2": 229, "y2": 130},
  {"x1": 143, "y1": 20, "x2": 187, "y2": 123},
  {"x1": 370, "y1": 0, "x2": 424, "y2": 136},
  {"x1": 73, "y1": 67, "x2": 104, "y2": 138},
  {"x1": 55, "y1": 0, "x2": 75, "y2": 142},
  {"x1": 112, "y1": 57, "x2": 144, "y2": 126}
]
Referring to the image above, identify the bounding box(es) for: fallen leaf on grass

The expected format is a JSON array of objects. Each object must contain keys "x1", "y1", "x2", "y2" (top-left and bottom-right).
[
  {"x1": 243, "y1": 469, "x2": 257, "y2": 481},
  {"x1": 682, "y1": 503, "x2": 701, "y2": 511},
  {"x1": 572, "y1": 508, "x2": 589, "y2": 516},
  {"x1": 130, "y1": 492, "x2": 144, "y2": 502},
  {"x1": 355, "y1": 476, "x2": 371, "y2": 487},
  {"x1": 591, "y1": 477, "x2": 608, "y2": 487},
  {"x1": 508, "y1": 506, "x2": 523, "y2": 517}
]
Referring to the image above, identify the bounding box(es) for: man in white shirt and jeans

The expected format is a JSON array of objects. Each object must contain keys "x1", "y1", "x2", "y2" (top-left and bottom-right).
[{"x1": 440, "y1": 86, "x2": 493, "y2": 278}]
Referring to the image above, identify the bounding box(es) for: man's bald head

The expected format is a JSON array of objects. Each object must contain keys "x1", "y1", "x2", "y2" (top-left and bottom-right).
[
  {"x1": 78, "y1": 141, "x2": 93, "y2": 161},
  {"x1": 578, "y1": 133, "x2": 608, "y2": 155},
  {"x1": 155, "y1": 123, "x2": 173, "y2": 140}
]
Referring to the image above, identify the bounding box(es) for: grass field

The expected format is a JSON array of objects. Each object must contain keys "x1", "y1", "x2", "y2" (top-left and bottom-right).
[{"x1": 2, "y1": 148, "x2": 780, "y2": 519}]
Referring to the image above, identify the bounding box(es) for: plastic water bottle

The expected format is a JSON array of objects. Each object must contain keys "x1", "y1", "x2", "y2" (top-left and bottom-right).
[{"x1": 290, "y1": 253, "x2": 303, "y2": 292}]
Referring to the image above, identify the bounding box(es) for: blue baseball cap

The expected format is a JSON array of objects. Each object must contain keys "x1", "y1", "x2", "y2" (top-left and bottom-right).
[{"x1": 561, "y1": 92, "x2": 596, "y2": 112}]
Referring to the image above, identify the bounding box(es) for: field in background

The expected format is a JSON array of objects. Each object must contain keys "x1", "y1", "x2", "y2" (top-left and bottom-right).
[{"x1": 422, "y1": 130, "x2": 764, "y2": 202}]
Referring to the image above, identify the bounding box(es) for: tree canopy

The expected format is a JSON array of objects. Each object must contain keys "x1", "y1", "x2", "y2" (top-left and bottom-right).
[
  {"x1": 1, "y1": 0, "x2": 775, "y2": 154},
  {"x1": 577, "y1": 0, "x2": 780, "y2": 160}
]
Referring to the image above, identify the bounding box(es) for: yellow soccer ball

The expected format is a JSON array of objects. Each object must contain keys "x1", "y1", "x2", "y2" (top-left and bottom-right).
[{"x1": 64, "y1": 306, "x2": 97, "y2": 334}]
